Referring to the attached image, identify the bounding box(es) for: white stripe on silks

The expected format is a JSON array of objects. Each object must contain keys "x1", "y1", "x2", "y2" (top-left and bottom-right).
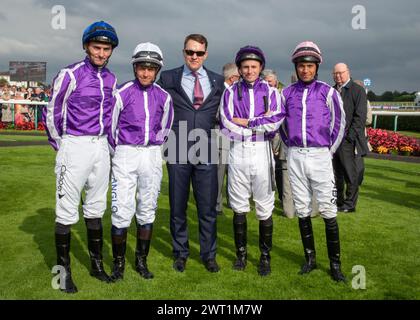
[
  {"x1": 118, "y1": 81, "x2": 135, "y2": 94},
  {"x1": 280, "y1": 90, "x2": 286, "y2": 106},
  {"x1": 98, "y1": 71, "x2": 105, "y2": 136},
  {"x1": 253, "y1": 87, "x2": 284, "y2": 131},
  {"x1": 115, "y1": 128, "x2": 120, "y2": 146},
  {"x1": 111, "y1": 91, "x2": 124, "y2": 145},
  {"x1": 227, "y1": 87, "x2": 234, "y2": 119},
  {"x1": 62, "y1": 71, "x2": 76, "y2": 134},
  {"x1": 144, "y1": 90, "x2": 150, "y2": 146},
  {"x1": 302, "y1": 88, "x2": 308, "y2": 147},
  {"x1": 330, "y1": 90, "x2": 346, "y2": 154},
  {"x1": 249, "y1": 88, "x2": 255, "y2": 118},
  {"x1": 250, "y1": 109, "x2": 284, "y2": 133},
  {"x1": 154, "y1": 84, "x2": 174, "y2": 139},
  {"x1": 63, "y1": 62, "x2": 84, "y2": 134},
  {"x1": 327, "y1": 87, "x2": 335, "y2": 134},
  {"x1": 47, "y1": 69, "x2": 68, "y2": 144},
  {"x1": 113, "y1": 81, "x2": 134, "y2": 145},
  {"x1": 272, "y1": 88, "x2": 281, "y2": 112},
  {"x1": 265, "y1": 82, "x2": 272, "y2": 110},
  {"x1": 160, "y1": 94, "x2": 172, "y2": 136},
  {"x1": 70, "y1": 62, "x2": 85, "y2": 73},
  {"x1": 220, "y1": 88, "x2": 253, "y2": 138}
]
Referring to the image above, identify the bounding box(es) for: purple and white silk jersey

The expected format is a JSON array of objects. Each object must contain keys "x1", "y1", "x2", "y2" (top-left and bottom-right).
[
  {"x1": 108, "y1": 79, "x2": 174, "y2": 149},
  {"x1": 220, "y1": 78, "x2": 285, "y2": 141},
  {"x1": 249, "y1": 80, "x2": 346, "y2": 154},
  {"x1": 45, "y1": 56, "x2": 117, "y2": 150}
]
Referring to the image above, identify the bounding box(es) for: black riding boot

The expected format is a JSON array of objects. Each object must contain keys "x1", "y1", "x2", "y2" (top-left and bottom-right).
[
  {"x1": 233, "y1": 213, "x2": 247, "y2": 271},
  {"x1": 324, "y1": 217, "x2": 346, "y2": 282},
  {"x1": 135, "y1": 224, "x2": 154, "y2": 279},
  {"x1": 85, "y1": 219, "x2": 111, "y2": 283},
  {"x1": 55, "y1": 232, "x2": 78, "y2": 293},
  {"x1": 258, "y1": 217, "x2": 273, "y2": 276},
  {"x1": 110, "y1": 226, "x2": 127, "y2": 282},
  {"x1": 298, "y1": 216, "x2": 317, "y2": 274}
]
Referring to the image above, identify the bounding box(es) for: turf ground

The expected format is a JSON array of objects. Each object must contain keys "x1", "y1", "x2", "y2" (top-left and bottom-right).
[{"x1": 0, "y1": 142, "x2": 419, "y2": 300}]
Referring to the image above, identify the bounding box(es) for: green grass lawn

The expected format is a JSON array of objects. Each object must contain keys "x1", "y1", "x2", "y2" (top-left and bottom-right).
[
  {"x1": 398, "y1": 131, "x2": 420, "y2": 139},
  {"x1": 0, "y1": 129, "x2": 46, "y2": 135},
  {"x1": 0, "y1": 135, "x2": 48, "y2": 142},
  {"x1": 0, "y1": 146, "x2": 419, "y2": 300}
]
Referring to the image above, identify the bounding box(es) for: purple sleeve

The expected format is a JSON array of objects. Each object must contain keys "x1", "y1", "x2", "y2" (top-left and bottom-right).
[
  {"x1": 107, "y1": 94, "x2": 119, "y2": 150},
  {"x1": 45, "y1": 70, "x2": 72, "y2": 151},
  {"x1": 248, "y1": 89, "x2": 286, "y2": 132},
  {"x1": 157, "y1": 94, "x2": 174, "y2": 144},
  {"x1": 219, "y1": 88, "x2": 253, "y2": 140},
  {"x1": 329, "y1": 88, "x2": 346, "y2": 154}
]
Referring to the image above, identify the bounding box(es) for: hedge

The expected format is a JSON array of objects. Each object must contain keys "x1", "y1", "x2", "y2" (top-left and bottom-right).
[{"x1": 374, "y1": 115, "x2": 420, "y2": 132}]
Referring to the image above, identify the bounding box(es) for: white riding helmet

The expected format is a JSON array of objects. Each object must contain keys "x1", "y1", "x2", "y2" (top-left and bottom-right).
[{"x1": 131, "y1": 42, "x2": 164, "y2": 69}]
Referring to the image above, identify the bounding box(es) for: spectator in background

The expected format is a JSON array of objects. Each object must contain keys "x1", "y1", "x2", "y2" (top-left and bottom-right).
[
  {"x1": 27, "y1": 88, "x2": 33, "y2": 99},
  {"x1": 20, "y1": 87, "x2": 28, "y2": 99},
  {"x1": 354, "y1": 79, "x2": 373, "y2": 185},
  {"x1": 1, "y1": 93, "x2": 13, "y2": 123},
  {"x1": 216, "y1": 62, "x2": 240, "y2": 215},
  {"x1": 44, "y1": 87, "x2": 51, "y2": 101},
  {"x1": 30, "y1": 87, "x2": 46, "y2": 126},
  {"x1": 10, "y1": 86, "x2": 17, "y2": 97},
  {"x1": 262, "y1": 69, "x2": 279, "y2": 89},
  {"x1": 31, "y1": 87, "x2": 46, "y2": 101},
  {"x1": 0, "y1": 87, "x2": 7, "y2": 120},
  {"x1": 332, "y1": 63, "x2": 369, "y2": 213},
  {"x1": 14, "y1": 92, "x2": 29, "y2": 126}
]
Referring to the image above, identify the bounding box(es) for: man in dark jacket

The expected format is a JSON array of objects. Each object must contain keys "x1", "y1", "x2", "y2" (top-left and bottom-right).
[
  {"x1": 332, "y1": 63, "x2": 369, "y2": 213},
  {"x1": 157, "y1": 34, "x2": 224, "y2": 273}
]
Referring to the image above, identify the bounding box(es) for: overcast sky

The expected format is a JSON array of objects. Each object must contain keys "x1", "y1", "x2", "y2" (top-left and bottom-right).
[{"x1": 1, "y1": 0, "x2": 419, "y2": 93}]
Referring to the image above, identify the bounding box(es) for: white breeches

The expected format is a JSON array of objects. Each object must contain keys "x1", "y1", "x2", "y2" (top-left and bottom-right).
[
  {"x1": 228, "y1": 140, "x2": 275, "y2": 220},
  {"x1": 287, "y1": 147, "x2": 337, "y2": 219},
  {"x1": 55, "y1": 135, "x2": 110, "y2": 225},
  {"x1": 111, "y1": 145, "x2": 163, "y2": 228}
]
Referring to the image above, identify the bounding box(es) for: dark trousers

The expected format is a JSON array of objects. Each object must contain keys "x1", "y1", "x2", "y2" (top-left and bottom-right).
[
  {"x1": 167, "y1": 163, "x2": 218, "y2": 261},
  {"x1": 356, "y1": 155, "x2": 365, "y2": 186},
  {"x1": 333, "y1": 140, "x2": 359, "y2": 209}
]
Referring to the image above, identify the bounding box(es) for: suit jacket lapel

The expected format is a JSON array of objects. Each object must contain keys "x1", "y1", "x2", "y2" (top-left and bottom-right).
[
  {"x1": 202, "y1": 67, "x2": 218, "y2": 107},
  {"x1": 175, "y1": 66, "x2": 193, "y2": 107}
]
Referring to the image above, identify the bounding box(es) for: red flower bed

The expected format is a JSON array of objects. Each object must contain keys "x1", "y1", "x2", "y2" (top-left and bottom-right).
[
  {"x1": 37, "y1": 122, "x2": 46, "y2": 131},
  {"x1": 367, "y1": 128, "x2": 420, "y2": 156},
  {"x1": 15, "y1": 122, "x2": 35, "y2": 130},
  {"x1": 0, "y1": 122, "x2": 15, "y2": 130},
  {"x1": 0, "y1": 121, "x2": 46, "y2": 131}
]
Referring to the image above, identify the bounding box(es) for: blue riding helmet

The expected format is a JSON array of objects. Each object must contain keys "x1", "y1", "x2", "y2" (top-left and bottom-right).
[{"x1": 82, "y1": 21, "x2": 119, "y2": 48}]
